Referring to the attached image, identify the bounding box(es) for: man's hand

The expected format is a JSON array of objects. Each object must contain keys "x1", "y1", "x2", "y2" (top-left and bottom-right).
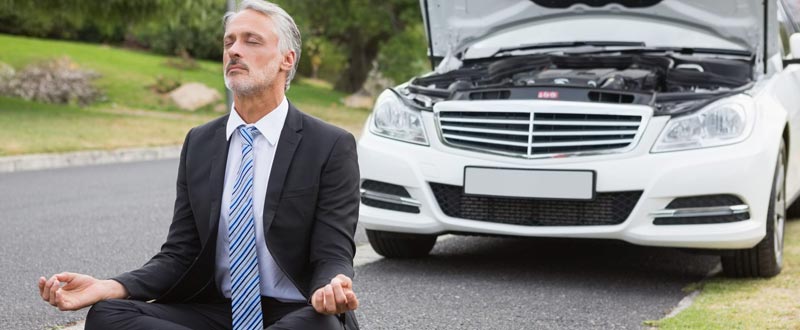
[
  {"x1": 37, "y1": 272, "x2": 127, "y2": 311},
  {"x1": 311, "y1": 274, "x2": 359, "y2": 315}
]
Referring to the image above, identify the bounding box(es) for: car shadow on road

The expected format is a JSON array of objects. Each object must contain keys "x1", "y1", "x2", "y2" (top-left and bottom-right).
[{"x1": 354, "y1": 236, "x2": 719, "y2": 330}]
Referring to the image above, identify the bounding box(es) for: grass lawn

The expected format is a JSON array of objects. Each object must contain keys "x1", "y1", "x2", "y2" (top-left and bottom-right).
[
  {"x1": 650, "y1": 220, "x2": 800, "y2": 329},
  {"x1": 0, "y1": 97, "x2": 216, "y2": 156},
  {"x1": 0, "y1": 34, "x2": 370, "y2": 155},
  {"x1": 0, "y1": 34, "x2": 223, "y2": 112}
]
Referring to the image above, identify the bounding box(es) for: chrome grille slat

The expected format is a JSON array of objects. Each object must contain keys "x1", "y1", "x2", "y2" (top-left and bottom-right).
[
  {"x1": 436, "y1": 106, "x2": 646, "y2": 158},
  {"x1": 439, "y1": 129, "x2": 643, "y2": 137},
  {"x1": 439, "y1": 118, "x2": 531, "y2": 124},
  {"x1": 533, "y1": 120, "x2": 640, "y2": 126},
  {"x1": 530, "y1": 130, "x2": 638, "y2": 136},
  {"x1": 443, "y1": 134, "x2": 530, "y2": 147},
  {"x1": 530, "y1": 139, "x2": 635, "y2": 147},
  {"x1": 442, "y1": 126, "x2": 531, "y2": 136}
]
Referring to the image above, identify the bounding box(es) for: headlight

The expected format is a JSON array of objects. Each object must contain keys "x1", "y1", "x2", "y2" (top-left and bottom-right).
[
  {"x1": 369, "y1": 89, "x2": 429, "y2": 145},
  {"x1": 651, "y1": 96, "x2": 755, "y2": 153}
]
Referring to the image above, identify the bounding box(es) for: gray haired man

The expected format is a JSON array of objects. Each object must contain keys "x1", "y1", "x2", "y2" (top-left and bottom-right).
[{"x1": 37, "y1": 1, "x2": 361, "y2": 329}]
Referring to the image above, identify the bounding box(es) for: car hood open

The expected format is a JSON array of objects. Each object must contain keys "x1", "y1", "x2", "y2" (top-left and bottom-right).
[{"x1": 420, "y1": 0, "x2": 766, "y2": 60}]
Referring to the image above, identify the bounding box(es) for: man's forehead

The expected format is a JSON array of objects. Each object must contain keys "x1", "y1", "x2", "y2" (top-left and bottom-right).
[{"x1": 224, "y1": 10, "x2": 275, "y2": 38}]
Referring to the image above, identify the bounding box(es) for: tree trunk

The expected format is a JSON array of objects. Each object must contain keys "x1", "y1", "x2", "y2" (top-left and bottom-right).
[
  {"x1": 334, "y1": 36, "x2": 382, "y2": 93},
  {"x1": 311, "y1": 64, "x2": 319, "y2": 79}
]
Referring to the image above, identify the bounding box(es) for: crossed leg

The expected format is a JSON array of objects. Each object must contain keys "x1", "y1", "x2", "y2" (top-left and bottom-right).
[{"x1": 85, "y1": 298, "x2": 347, "y2": 330}]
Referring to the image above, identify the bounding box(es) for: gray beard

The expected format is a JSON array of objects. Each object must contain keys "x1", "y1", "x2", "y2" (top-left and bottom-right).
[{"x1": 224, "y1": 76, "x2": 270, "y2": 97}]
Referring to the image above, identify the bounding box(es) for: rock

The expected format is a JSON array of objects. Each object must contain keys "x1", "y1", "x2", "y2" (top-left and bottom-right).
[
  {"x1": 343, "y1": 89, "x2": 375, "y2": 109},
  {"x1": 169, "y1": 82, "x2": 222, "y2": 111},
  {"x1": 213, "y1": 103, "x2": 228, "y2": 113}
]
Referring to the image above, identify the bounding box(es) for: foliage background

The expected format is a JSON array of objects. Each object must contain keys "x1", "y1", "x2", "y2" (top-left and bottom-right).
[{"x1": 0, "y1": 0, "x2": 430, "y2": 91}]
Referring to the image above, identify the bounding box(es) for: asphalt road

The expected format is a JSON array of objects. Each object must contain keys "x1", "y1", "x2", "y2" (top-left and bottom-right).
[{"x1": 0, "y1": 159, "x2": 719, "y2": 330}]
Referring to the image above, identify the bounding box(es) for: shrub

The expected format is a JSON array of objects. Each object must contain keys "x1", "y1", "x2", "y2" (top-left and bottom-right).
[
  {"x1": 0, "y1": 62, "x2": 14, "y2": 82},
  {"x1": 0, "y1": 56, "x2": 102, "y2": 106},
  {"x1": 151, "y1": 75, "x2": 182, "y2": 94}
]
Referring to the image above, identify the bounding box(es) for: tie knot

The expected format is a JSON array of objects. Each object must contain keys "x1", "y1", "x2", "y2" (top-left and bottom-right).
[{"x1": 238, "y1": 125, "x2": 260, "y2": 146}]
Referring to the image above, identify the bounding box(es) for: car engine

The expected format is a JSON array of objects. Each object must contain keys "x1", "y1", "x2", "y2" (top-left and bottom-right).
[{"x1": 402, "y1": 53, "x2": 753, "y2": 114}]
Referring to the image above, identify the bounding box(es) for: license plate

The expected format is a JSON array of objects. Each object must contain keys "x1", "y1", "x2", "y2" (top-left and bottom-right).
[{"x1": 463, "y1": 167, "x2": 595, "y2": 200}]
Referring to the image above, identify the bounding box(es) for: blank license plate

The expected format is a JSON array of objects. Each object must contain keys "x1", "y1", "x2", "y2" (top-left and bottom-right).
[{"x1": 464, "y1": 167, "x2": 595, "y2": 200}]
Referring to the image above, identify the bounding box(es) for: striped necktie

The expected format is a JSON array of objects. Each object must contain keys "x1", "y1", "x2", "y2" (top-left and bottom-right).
[{"x1": 228, "y1": 125, "x2": 263, "y2": 330}]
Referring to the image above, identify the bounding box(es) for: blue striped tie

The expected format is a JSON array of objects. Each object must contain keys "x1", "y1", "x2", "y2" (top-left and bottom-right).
[{"x1": 228, "y1": 125, "x2": 264, "y2": 330}]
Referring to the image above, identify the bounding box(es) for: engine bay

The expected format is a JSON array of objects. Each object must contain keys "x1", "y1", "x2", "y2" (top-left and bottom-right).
[{"x1": 402, "y1": 53, "x2": 753, "y2": 115}]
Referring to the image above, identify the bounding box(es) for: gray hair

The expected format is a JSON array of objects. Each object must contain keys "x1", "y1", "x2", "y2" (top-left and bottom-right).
[{"x1": 223, "y1": 0, "x2": 302, "y2": 91}]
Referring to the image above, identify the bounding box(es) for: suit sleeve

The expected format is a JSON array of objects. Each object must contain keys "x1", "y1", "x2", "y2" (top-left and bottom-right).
[
  {"x1": 308, "y1": 132, "x2": 360, "y2": 295},
  {"x1": 111, "y1": 129, "x2": 202, "y2": 300}
]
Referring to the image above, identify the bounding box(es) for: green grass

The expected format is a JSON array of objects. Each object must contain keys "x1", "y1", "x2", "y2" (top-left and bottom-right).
[
  {"x1": 0, "y1": 34, "x2": 223, "y2": 111},
  {"x1": 0, "y1": 34, "x2": 370, "y2": 154},
  {"x1": 650, "y1": 220, "x2": 800, "y2": 329},
  {"x1": 0, "y1": 96, "x2": 216, "y2": 156}
]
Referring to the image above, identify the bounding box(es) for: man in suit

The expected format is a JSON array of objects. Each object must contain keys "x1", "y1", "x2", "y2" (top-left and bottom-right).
[{"x1": 37, "y1": 1, "x2": 360, "y2": 329}]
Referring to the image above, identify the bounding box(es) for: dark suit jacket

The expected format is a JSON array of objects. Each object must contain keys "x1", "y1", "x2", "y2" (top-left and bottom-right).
[{"x1": 112, "y1": 102, "x2": 360, "y2": 324}]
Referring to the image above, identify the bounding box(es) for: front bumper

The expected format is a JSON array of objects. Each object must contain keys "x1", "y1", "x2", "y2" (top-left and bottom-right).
[{"x1": 357, "y1": 112, "x2": 777, "y2": 250}]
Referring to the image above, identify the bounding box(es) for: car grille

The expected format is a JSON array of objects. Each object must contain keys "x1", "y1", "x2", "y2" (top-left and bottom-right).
[
  {"x1": 436, "y1": 109, "x2": 644, "y2": 158},
  {"x1": 429, "y1": 183, "x2": 642, "y2": 226}
]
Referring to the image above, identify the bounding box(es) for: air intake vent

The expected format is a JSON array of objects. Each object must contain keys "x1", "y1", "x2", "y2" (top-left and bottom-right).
[
  {"x1": 653, "y1": 194, "x2": 749, "y2": 225},
  {"x1": 430, "y1": 183, "x2": 641, "y2": 226},
  {"x1": 469, "y1": 90, "x2": 511, "y2": 100},
  {"x1": 588, "y1": 91, "x2": 635, "y2": 104},
  {"x1": 361, "y1": 180, "x2": 419, "y2": 214}
]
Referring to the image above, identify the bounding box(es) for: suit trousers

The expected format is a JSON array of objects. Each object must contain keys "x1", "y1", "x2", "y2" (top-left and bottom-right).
[{"x1": 84, "y1": 297, "x2": 345, "y2": 330}]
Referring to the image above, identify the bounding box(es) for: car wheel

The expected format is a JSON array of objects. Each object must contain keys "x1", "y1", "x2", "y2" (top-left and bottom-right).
[
  {"x1": 722, "y1": 140, "x2": 786, "y2": 277},
  {"x1": 366, "y1": 229, "x2": 437, "y2": 258}
]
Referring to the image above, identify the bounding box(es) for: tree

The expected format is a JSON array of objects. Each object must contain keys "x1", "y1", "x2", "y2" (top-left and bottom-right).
[
  {"x1": 0, "y1": 0, "x2": 226, "y2": 60},
  {"x1": 130, "y1": 0, "x2": 226, "y2": 60},
  {"x1": 0, "y1": 0, "x2": 172, "y2": 40},
  {"x1": 278, "y1": 0, "x2": 421, "y2": 93}
]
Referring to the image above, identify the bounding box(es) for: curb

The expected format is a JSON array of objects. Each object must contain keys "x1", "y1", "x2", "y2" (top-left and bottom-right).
[
  {"x1": 658, "y1": 262, "x2": 723, "y2": 323},
  {"x1": 0, "y1": 145, "x2": 182, "y2": 173}
]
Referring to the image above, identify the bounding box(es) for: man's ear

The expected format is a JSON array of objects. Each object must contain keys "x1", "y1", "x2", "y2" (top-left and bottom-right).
[{"x1": 280, "y1": 50, "x2": 296, "y2": 72}]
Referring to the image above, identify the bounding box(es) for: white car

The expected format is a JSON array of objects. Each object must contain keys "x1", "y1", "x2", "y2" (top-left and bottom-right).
[{"x1": 357, "y1": 0, "x2": 800, "y2": 277}]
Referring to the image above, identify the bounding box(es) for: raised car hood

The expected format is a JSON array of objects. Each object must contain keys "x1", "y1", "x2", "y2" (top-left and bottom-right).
[{"x1": 420, "y1": 0, "x2": 766, "y2": 59}]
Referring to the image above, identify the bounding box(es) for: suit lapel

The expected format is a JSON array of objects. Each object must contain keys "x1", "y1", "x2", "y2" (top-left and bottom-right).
[
  {"x1": 207, "y1": 120, "x2": 230, "y2": 245},
  {"x1": 263, "y1": 103, "x2": 303, "y2": 231}
]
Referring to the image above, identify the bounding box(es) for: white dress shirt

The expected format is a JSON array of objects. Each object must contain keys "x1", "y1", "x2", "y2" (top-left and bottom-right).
[{"x1": 214, "y1": 96, "x2": 306, "y2": 302}]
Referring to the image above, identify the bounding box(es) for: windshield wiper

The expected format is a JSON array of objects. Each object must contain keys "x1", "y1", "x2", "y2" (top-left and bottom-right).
[
  {"x1": 570, "y1": 46, "x2": 752, "y2": 57},
  {"x1": 492, "y1": 41, "x2": 646, "y2": 57}
]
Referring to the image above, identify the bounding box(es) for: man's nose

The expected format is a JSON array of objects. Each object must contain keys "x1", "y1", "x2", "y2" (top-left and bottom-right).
[{"x1": 226, "y1": 40, "x2": 244, "y2": 59}]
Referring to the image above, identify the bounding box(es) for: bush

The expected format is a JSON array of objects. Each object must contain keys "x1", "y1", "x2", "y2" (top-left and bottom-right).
[
  {"x1": 0, "y1": 56, "x2": 103, "y2": 106},
  {"x1": 150, "y1": 75, "x2": 181, "y2": 94},
  {"x1": 128, "y1": 0, "x2": 225, "y2": 61}
]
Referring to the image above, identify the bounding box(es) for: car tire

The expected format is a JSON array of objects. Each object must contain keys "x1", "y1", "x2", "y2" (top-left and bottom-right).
[
  {"x1": 721, "y1": 140, "x2": 786, "y2": 278},
  {"x1": 787, "y1": 194, "x2": 800, "y2": 218},
  {"x1": 366, "y1": 229, "x2": 437, "y2": 258}
]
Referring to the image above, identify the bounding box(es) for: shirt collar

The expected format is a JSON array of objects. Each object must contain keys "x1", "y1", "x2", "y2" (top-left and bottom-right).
[{"x1": 225, "y1": 96, "x2": 288, "y2": 146}]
